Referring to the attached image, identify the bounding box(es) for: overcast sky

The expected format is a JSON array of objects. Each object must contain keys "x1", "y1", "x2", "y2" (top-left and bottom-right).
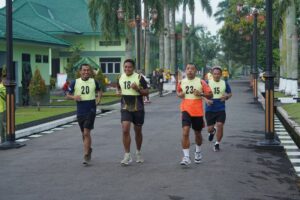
[{"x1": 0, "y1": 0, "x2": 223, "y2": 34}]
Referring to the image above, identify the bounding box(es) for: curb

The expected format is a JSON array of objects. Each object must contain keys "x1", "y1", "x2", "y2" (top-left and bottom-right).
[{"x1": 15, "y1": 92, "x2": 160, "y2": 139}]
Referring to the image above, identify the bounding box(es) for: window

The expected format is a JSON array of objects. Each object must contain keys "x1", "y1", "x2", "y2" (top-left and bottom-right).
[
  {"x1": 43, "y1": 55, "x2": 49, "y2": 63},
  {"x1": 99, "y1": 58, "x2": 121, "y2": 74},
  {"x1": 35, "y1": 55, "x2": 42, "y2": 63},
  {"x1": 99, "y1": 41, "x2": 121, "y2": 46}
]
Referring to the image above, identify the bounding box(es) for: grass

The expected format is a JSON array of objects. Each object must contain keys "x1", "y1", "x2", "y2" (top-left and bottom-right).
[
  {"x1": 275, "y1": 91, "x2": 300, "y2": 98},
  {"x1": 281, "y1": 104, "x2": 300, "y2": 125},
  {"x1": 16, "y1": 107, "x2": 76, "y2": 125}
]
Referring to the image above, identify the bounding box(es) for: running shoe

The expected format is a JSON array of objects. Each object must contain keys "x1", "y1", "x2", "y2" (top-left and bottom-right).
[
  {"x1": 83, "y1": 148, "x2": 92, "y2": 165},
  {"x1": 121, "y1": 153, "x2": 132, "y2": 165},
  {"x1": 180, "y1": 156, "x2": 191, "y2": 166},
  {"x1": 194, "y1": 152, "x2": 203, "y2": 164},
  {"x1": 214, "y1": 143, "x2": 220, "y2": 152},
  {"x1": 208, "y1": 127, "x2": 216, "y2": 142},
  {"x1": 136, "y1": 151, "x2": 144, "y2": 163}
]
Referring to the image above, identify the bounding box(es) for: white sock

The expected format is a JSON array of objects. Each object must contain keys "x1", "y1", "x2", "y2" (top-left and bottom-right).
[
  {"x1": 195, "y1": 145, "x2": 201, "y2": 153},
  {"x1": 215, "y1": 141, "x2": 220, "y2": 145},
  {"x1": 183, "y1": 149, "x2": 189, "y2": 157}
]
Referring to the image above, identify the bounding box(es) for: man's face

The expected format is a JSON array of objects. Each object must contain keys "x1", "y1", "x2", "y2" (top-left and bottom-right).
[
  {"x1": 80, "y1": 65, "x2": 91, "y2": 80},
  {"x1": 185, "y1": 64, "x2": 197, "y2": 79},
  {"x1": 124, "y1": 62, "x2": 134, "y2": 76},
  {"x1": 212, "y1": 69, "x2": 222, "y2": 81}
]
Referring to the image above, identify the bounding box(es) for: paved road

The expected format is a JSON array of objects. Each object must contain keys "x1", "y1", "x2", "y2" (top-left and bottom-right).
[{"x1": 0, "y1": 80, "x2": 299, "y2": 200}]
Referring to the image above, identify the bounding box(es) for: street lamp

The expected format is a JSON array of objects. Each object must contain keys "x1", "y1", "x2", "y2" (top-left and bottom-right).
[
  {"x1": 117, "y1": 6, "x2": 158, "y2": 72},
  {"x1": 257, "y1": 0, "x2": 281, "y2": 149},
  {"x1": 236, "y1": 4, "x2": 262, "y2": 101},
  {"x1": 0, "y1": 0, "x2": 25, "y2": 149}
]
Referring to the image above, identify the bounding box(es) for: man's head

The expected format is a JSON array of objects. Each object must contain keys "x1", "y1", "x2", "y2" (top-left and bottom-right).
[
  {"x1": 79, "y1": 63, "x2": 92, "y2": 80},
  {"x1": 212, "y1": 66, "x2": 222, "y2": 82},
  {"x1": 185, "y1": 63, "x2": 197, "y2": 79},
  {"x1": 123, "y1": 59, "x2": 135, "y2": 76}
]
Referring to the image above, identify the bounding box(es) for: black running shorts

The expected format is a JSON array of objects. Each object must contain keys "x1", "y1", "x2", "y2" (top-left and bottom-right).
[
  {"x1": 121, "y1": 110, "x2": 145, "y2": 126},
  {"x1": 181, "y1": 111, "x2": 204, "y2": 131},
  {"x1": 77, "y1": 111, "x2": 96, "y2": 132},
  {"x1": 205, "y1": 111, "x2": 226, "y2": 126}
]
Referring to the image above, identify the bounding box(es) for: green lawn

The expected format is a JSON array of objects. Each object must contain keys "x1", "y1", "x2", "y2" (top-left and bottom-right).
[
  {"x1": 275, "y1": 91, "x2": 300, "y2": 98},
  {"x1": 16, "y1": 107, "x2": 76, "y2": 125},
  {"x1": 281, "y1": 103, "x2": 300, "y2": 125}
]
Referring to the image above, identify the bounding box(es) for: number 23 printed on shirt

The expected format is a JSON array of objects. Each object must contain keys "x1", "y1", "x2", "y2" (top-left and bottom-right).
[{"x1": 185, "y1": 86, "x2": 194, "y2": 94}]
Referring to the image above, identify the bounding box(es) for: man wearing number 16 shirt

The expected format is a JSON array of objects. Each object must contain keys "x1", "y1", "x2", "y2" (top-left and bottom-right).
[
  {"x1": 177, "y1": 63, "x2": 212, "y2": 166},
  {"x1": 117, "y1": 59, "x2": 149, "y2": 166},
  {"x1": 67, "y1": 64, "x2": 102, "y2": 165}
]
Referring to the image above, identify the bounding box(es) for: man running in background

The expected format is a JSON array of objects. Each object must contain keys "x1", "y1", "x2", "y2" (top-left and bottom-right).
[{"x1": 205, "y1": 66, "x2": 232, "y2": 152}]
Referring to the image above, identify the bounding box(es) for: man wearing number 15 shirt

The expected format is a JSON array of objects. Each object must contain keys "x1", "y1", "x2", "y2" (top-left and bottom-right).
[
  {"x1": 67, "y1": 64, "x2": 102, "y2": 165},
  {"x1": 117, "y1": 59, "x2": 149, "y2": 166}
]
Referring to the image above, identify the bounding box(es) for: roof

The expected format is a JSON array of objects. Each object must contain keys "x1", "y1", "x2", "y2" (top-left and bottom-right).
[
  {"x1": 0, "y1": 0, "x2": 102, "y2": 36},
  {"x1": 0, "y1": 13, "x2": 70, "y2": 46},
  {"x1": 73, "y1": 57, "x2": 99, "y2": 70}
]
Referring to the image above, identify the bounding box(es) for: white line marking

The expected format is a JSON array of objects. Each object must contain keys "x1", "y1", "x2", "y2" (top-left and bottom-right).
[
  {"x1": 51, "y1": 128, "x2": 64, "y2": 131},
  {"x1": 281, "y1": 140, "x2": 295, "y2": 144},
  {"x1": 16, "y1": 138, "x2": 29, "y2": 142},
  {"x1": 41, "y1": 130, "x2": 54, "y2": 134},
  {"x1": 290, "y1": 159, "x2": 300, "y2": 163},
  {"x1": 278, "y1": 136, "x2": 291, "y2": 139},
  {"x1": 29, "y1": 135, "x2": 42, "y2": 138},
  {"x1": 61, "y1": 125, "x2": 73, "y2": 128},
  {"x1": 294, "y1": 167, "x2": 300, "y2": 172},
  {"x1": 284, "y1": 146, "x2": 299, "y2": 150},
  {"x1": 287, "y1": 152, "x2": 300, "y2": 156}
]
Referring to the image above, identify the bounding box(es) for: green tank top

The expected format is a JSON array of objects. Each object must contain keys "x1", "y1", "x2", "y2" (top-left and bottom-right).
[
  {"x1": 119, "y1": 72, "x2": 141, "y2": 96},
  {"x1": 74, "y1": 78, "x2": 96, "y2": 101},
  {"x1": 208, "y1": 79, "x2": 226, "y2": 99},
  {"x1": 180, "y1": 77, "x2": 203, "y2": 100}
]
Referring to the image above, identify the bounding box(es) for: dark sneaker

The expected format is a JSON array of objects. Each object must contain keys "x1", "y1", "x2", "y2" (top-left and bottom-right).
[
  {"x1": 208, "y1": 128, "x2": 216, "y2": 142},
  {"x1": 214, "y1": 143, "x2": 220, "y2": 152}
]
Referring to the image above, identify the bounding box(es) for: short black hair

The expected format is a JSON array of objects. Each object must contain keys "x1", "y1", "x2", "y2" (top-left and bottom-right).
[
  {"x1": 123, "y1": 59, "x2": 135, "y2": 68},
  {"x1": 212, "y1": 66, "x2": 222, "y2": 73},
  {"x1": 185, "y1": 63, "x2": 197, "y2": 70},
  {"x1": 79, "y1": 63, "x2": 91, "y2": 70}
]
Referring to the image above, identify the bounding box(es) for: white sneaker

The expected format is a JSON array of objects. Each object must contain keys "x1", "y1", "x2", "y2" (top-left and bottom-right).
[
  {"x1": 194, "y1": 152, "x2": 202, "y2": 164},
  {"x1": 121, "y1": 153, "x2": 132, "y2": 165},
  {"x1": 180, "y1": 156, "x2": 191, "y2": 166},
  {"x1": 135, "y1": 151, "x2": 144, "y2": 163}
]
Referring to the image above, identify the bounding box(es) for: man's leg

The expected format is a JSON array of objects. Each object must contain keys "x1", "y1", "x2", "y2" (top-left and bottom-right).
[
  {"x1": 215, "y1": 122, "x2": 224, "y2": 143},
  {"x1": 134, "y1": 125, "x2": 143, "y2": 151},
  {"x1": 180, "y1": 126, "x2": 191, "y2": 165},
  {"x1": 194, "y1": 130, "x2": 202, "y2": 146},
  {"x1": 83, "y1": 128, "x2": 92, "y2": 155},
  {"x1": 122, "y1": 121, "x2": 131, "y2": 153}
]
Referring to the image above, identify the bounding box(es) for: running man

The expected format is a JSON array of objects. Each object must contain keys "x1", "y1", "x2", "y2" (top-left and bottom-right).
[
  {"x1": 177, "y1": 63, "x2": 213, "y2": 166},
  {"x1": 205, "y1": 66, "x2": 232, "y2": 152},
  {"x1": 117, "y1": 59, "x2": 149, "y2": 165},
  {"x1": 66, "y1": 64, "x2": 102, "y2": 165}
]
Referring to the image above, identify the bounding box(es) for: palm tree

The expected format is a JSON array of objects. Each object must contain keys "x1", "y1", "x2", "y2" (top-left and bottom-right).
[
  {"x1": 274, "y1": 0, "x2": 298, "y2": 96},
  {"x1": 214, "y1": 0, "x2": 229, "y2": 24},
  {"x1": 188, "y1": 0, "x2": 212, "y2": 63}
]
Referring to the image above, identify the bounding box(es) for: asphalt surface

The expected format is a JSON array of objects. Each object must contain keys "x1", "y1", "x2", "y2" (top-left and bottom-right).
[{"x1": 0, "y1": 80, "x2": 299, "y2": 200}]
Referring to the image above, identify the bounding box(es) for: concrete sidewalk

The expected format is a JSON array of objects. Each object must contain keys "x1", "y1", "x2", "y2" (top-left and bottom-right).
[{"x1": 0, "y1": 80, "x2": 299, "y2": 200}]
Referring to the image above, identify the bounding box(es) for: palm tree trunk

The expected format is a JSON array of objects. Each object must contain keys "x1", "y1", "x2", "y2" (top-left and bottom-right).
[
  {"x1": 125, "y1": 33, "x2": 133, "y2": 59},
  {"x1": 144, "y1": 1, "x2": 151, "y2": 75},
  {"x1": 190, "y1": 8, "x2": 195, "y2": 62},
  {"x1": 170, "y1": 8, "x2": 176, "y2": 74},
  {"x1": 182, "y1": 2, "x2": 187, "y2": 69},
  {"x1": 164, "y1": 2, "x2": 170, "y2": 70},
  {"x1": 285, "y1": 0, "x2": 298, "y2": 96},
  {"x1": 278, "y1": 34, "x2": 286, "y2": 92},
  {"x1": 159, "y1": 32, "x2": 164, "y2": 68}
]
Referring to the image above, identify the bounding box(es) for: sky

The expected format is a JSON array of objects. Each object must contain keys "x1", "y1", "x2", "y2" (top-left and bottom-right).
[{"x1": 0, "y1": 0, "x2": 223, "y2": 34}]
